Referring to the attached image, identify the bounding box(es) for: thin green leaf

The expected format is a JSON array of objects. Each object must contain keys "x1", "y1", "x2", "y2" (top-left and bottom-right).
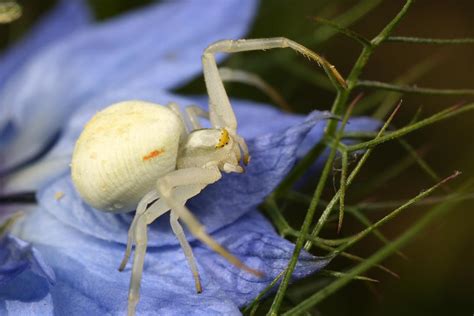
[
  {"x1": 398, "y1": 139, "x2": 446, "y2": 189},
  {"x1": 348, "y1": 207, "x2": 408, "y2": 260},
  {"x1": 354, "y1": 56, "x2": 442, "y2": 116},
  {"x1": 357, "y1": 80, "x2": 474, "y2": 96},
  {"x1": 312, "y1": 0, "x2": 383, "y2": 43},
  {"x1": 332, "y1": 171, "x2": 460, "y2": 256},
  {"x1": 311, "y1": 17, "x2": 372, "y2": 47},
  {"x1": 284, "y1": 191, "x2": 408, "y2": 260},
  {"x1": 347, "y1": 103, "x2": 474, "y2": 152},
  {"x1": 283, "y1": 229, "x2": 400, "y2": 279},
  {"x1": 281, "y1": 180, "x2": 470, "y2": 316},
  {"x1": 320, "y1": 269, "x2": 379, "y2": 283}
]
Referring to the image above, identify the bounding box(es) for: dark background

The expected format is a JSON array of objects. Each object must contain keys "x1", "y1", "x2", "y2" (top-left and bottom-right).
[{"x1": 1, "y1": 1, "x2": 473, "y2": 315}]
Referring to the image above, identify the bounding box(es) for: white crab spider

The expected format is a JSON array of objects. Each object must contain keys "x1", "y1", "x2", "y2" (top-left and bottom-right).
[{"x1": 71, "y1": 37, "x2": 345, "y2": 316}]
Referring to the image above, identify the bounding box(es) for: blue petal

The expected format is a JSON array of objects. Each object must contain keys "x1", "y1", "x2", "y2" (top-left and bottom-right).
[
  {"x1": 0, "y1": 235, "x2": 55, "y2": 305},
  {"x1": 0, "y1": 0, "x2": 91, "y2": 151},
  {"x1": 34, "y1": 108, "x2": 329, "y2": 246},
  {"x1": 11, "y1": 204, "x2": 328, "y2": 315},
  {"x1": 0, "y1": 0, "x2": 258, "y2": 173},
  {"x1": 0, "y1": 0, "x2": 91, "y2": 94}
]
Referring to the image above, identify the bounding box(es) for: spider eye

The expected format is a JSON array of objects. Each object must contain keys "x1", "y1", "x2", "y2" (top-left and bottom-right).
[{"x1": 215, "y1": 128, "x2": 230, "y2": 148}]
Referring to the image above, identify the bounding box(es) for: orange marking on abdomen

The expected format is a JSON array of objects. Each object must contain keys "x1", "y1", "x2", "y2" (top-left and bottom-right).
[{"x1": 142, "y1": 148, "x2": 164, "y2": 161}]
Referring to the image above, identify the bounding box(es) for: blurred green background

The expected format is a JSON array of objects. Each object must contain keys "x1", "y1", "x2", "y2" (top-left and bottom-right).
[{"x1": 1, "y1": 1, "x2": 473, "y2": 315}]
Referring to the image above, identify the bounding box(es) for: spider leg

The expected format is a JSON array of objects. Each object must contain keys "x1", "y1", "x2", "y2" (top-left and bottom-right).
[
  {"x1": 202, "y1": 37, "x2": 346, "y2": 130},
  {"x1": 170, "y1": 210, "x2": 202, "y2": 293},
  {"x1": 168, "y1": 102, "x2": 211, "y2": 132},
  {"x1": 140, "y1": 184, "x2": 204, "y2": 295},
  {"x1": 127, "y1": 214, "x2": 147, "y2": 316},
  {"x1": 119, "y1": 190, "x2": 159, "y2": 271},
  {"x1": 185, "y1": 105, "x2": 209, "y2": 130},
  {"x1": 218, "y1": 67, "x2": 291, "y2": 112},
  {"x1": 155, "y1": 167, "x2": 262, "y2": 277},
  {"x1": 125, "y1": 179, "x2": 210, "y2": 315},
  {"x1": 125, "y1": 196, "x2": 171, "y2": 316}
]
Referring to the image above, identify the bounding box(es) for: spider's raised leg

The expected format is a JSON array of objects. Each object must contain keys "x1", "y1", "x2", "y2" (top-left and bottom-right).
[
  {"x1": 155, "y1": 167, "x2": 261, "y2": 276},
  {"x1": 202, "y1": 37, "x2": 346, "y2": 130}
]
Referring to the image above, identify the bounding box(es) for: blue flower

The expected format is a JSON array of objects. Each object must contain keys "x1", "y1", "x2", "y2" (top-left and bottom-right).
[{"x1": 0, "y1": 1, "x2": 379, "y2": 315}]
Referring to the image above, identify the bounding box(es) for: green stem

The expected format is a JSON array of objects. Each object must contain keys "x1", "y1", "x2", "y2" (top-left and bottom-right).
[
  {"x1": 268, "y1": 2, "x2": 414, "y2": 314},
  {"x1": 370, "y1": 0, "x2": 414, "y2": 46},
  {"x1": 268, "y1": 113, "x2": 342, "y2": 315},
  {"x1": 305, "y1": 103, "x2": 400, "y2": 251},
  {"x1": 337, "y1": 150, "x2": 348, "y2": 234}
]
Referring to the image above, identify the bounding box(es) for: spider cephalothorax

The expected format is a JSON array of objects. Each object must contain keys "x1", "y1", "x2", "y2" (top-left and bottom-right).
[{"x1": 177, "y1": 128, "x2": 244, "y2": 173}]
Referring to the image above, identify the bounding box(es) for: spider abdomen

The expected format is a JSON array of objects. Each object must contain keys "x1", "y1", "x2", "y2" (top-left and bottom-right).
[{"x1": 71, "y1": 100, "x2": 185, "y2": 213}]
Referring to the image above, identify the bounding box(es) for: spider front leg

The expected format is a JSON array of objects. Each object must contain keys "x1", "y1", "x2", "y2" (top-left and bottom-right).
[
  {"x1": 125, "y1": 196, "x2": 172, "y2": 316},
  {"x1": 155, "y1": 167, "x2": 261, "y2": 276},
  {"x1": 202, "y1": 37, "x2": 346, "y2": 130},
  {"x1": 127, "y1": 211, "x2": 148, "y2": 316}
]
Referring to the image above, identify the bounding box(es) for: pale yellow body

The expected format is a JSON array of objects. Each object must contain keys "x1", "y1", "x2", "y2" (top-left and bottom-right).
[{"x1": 71, "y1": 101, "x2": 185, "y2": 212}]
